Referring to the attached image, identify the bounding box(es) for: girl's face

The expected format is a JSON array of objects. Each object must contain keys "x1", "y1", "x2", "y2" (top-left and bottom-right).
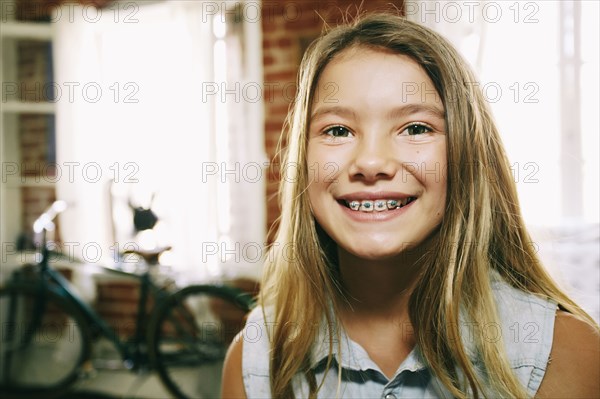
[{"x1": 307, "y1": 47, "x2": 447, "y2": 260}]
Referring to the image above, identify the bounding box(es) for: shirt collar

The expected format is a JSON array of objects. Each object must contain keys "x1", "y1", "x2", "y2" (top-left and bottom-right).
[{"x1": 309, "y1": 313, "x2": 428, "y2": 377}]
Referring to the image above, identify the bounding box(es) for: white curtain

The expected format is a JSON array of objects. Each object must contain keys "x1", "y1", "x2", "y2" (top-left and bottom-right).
[
  {"x1": 406, "y1": 0, "x2": 599, "y2": 321},
  {"x1": 407, "y1": 0, "x2": 598, "y2": 227},
  {"x1": 53, "y1": 0, "x2": 265, "y2": 281}
]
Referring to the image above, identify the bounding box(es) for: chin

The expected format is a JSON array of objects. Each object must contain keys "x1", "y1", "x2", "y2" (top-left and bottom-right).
[
  {"x1": 345, "y1": 242, "x2": 412, "y2": 261},
  {"x1": 341, "y1": 230, "x2": 439, "y2": 261}
]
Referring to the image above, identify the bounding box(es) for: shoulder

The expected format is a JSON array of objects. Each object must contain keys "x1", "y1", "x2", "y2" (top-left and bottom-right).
[
  {"x1": 490, "y1": 278, "x2": 558, "y2": 368},
  {"x1": 490, "y1": 278, "x2": 600, "y2": 397},
  {"x1": 535, "y1": 311, "x2": 600, "y2": 398},
  {"x1": 237, "y1": 305, "x2": 274, "y2": 398},
  {"x1": 487, "y1": 278, "x2": 558, "y2": 394},
  {"x1": 222, "y1": 334, "x2": 247, "y2": 399}
]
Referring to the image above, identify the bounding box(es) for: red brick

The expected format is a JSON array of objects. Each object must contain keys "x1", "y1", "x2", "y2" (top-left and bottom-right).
[
  {"x1": 265, "y1": 70, "x2": 297, "y2": 83},
  {"x1": 265, "y1": 121, "x2": 285, "y2": 132},
  {"x1": 262, "y1": 19, "x2": 281, "y2": 34},
  {"x1": 262, "y1": 2, "x2": 406, "y2": 234},
  {"x1": 277, "y1": 37, "x2": 294, "y2": 47},
  {"x1": 263, "y1": 55, "x2": 276, "y2": 66}
]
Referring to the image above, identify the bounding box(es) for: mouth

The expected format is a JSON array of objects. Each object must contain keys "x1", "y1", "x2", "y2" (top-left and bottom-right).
[{"x1": 337, "y1": 197, "x2": 417, "y2": 212}]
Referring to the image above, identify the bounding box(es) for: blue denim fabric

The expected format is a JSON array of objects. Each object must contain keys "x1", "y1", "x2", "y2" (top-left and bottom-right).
[{"x1": 242, "y1": 273, "x2": 557, "y2": 398}]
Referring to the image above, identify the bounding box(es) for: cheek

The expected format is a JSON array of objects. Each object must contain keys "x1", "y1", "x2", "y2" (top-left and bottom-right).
[
  {"x1": 432, "y1": 146, "x2": 448, "y2": 216},
  {"x1": 306, "y1": 170, "x2": 330, "y2": 227},
  {"x1": 407, "y1": 145, "x2": 447, "y2": 187},
  {"x1": 306, "y1": 141, "x2": 322, "y2": 176},
  {"x1": 411, "y1": 142, "x2": 447, "y2": 215},
  {"x1": 306, "y1": 144, "x2": 326, "y2": 210},
  {"x1": 433, "y1": 151, "x2": 447, "y2": 193},
  {"x1": 437, "y1": 179, "x2": 448, "y2": 216},
  {"x1": 306, "y1": 143, "x2": 344, "y2": 187}
]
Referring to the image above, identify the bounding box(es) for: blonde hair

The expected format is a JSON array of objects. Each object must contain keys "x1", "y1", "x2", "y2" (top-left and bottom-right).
[{"x1": 260, "y1": 13, "x2": 596, "y2": 398}]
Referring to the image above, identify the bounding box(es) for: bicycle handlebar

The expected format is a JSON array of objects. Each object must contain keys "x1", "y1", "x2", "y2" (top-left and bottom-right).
[
  {"x1": 33, "y1": 200, "x2": 67, "y2": 233},
  {"x1": 33, "y1": 200, "x2": 68, "y2": 267}
]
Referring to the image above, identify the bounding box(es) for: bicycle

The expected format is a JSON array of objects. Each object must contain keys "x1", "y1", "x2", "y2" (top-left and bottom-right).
[{"x1": 0, "y1": 201, "x2": 256, "y2": 399}]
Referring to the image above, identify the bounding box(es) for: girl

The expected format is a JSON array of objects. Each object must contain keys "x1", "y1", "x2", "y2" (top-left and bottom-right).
[{"x1": 223, "y1": 13, "x2": 599, "y2": 398}]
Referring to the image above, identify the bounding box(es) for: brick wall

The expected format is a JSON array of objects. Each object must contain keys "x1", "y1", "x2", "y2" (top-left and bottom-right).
[
  {"x1": 16, "y1": 26, "x2": 57, "y2": 243},
  {"x1": 261, "y1": 1, "x2": 405, "y2": 240},
  {"x1": 95, "y1": 280, "x2": 146, "y2": 337}
]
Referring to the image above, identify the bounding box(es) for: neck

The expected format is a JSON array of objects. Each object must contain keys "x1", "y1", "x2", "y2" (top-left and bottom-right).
[{"x1": 336, "y1": 237, "x2": 436, "y2": 320}]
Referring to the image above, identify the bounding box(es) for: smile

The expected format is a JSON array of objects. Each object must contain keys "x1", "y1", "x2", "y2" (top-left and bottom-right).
[{"x1": 342, "y1": 197, "x2": 416, "y2": 212}]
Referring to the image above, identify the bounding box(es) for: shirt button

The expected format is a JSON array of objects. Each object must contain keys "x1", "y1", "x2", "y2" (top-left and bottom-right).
[{"x1": 384, "y1": 394, "x2": 397, "y2": 399}]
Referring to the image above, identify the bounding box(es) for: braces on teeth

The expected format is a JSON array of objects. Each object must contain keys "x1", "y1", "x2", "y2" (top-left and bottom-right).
[{"x1": 347, "y1": 198, "x2": 415, "y2": 212}]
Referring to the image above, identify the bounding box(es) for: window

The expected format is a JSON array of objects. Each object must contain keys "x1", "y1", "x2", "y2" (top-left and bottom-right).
[
  {"x1": 408, "y1": 0, "x2": 598, "y2": 226},
  {"x1": 54, "y1": 1, "x2": 265, "y2": 280}
]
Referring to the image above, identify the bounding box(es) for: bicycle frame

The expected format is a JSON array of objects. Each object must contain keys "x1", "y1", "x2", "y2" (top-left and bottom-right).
[
  {"x1": 9, "y1": 240, "x2": 171, "y2": 371},
  {"x1": 2, "y1": 201, "x2": 256, "y2": 399}
]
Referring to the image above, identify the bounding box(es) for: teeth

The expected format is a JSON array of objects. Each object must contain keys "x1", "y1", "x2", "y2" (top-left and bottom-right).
[
  {"x1": 374, "y1": 200, "x2": 387, "y2": 211},
  {"x1": 345, "y1": 197, "x2": 415, "y2": 212},
  {"x1": 349, "y1": 200, "x2": 360, "y2": 211},
  {"x1": 387, "y1": 199, "x2": 399, "y2": 209},
  {"x1": 359, "y1": 200, "x2": 374, "y2": 212}
]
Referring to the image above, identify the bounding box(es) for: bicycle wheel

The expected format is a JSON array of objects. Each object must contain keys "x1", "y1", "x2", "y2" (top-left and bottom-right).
[
  {"x1": 0, "y1": 284, "x2": 92, "y2": 399},
  {"x1": 149, "y1": 285, "x2": 255, "y2": 399}
]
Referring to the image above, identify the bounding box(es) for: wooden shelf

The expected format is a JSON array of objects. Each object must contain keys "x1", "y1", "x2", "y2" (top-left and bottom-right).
[
  {"x1": 0, "y1": 21, "x2": 53, "y2": 40},
  {"x1": 5, "y1": 177, "x2": 57, "y2": 189},
  {"x1": 1, "y1": 101, "x2": 55, "y2": 114}
]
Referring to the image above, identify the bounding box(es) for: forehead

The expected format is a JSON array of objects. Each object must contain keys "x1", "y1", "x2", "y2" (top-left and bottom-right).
[{"x1": 312, "y1": 47, "x2": 442, "y2": 113}]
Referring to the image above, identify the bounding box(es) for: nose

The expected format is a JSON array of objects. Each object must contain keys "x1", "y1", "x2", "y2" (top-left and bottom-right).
[{"x1": 348, "y1": 135, "x2": 398, "y2": 182}]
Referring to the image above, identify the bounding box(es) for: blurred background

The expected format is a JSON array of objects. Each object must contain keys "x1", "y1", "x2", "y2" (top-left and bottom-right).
[{"x1": 1, "y1": 0, "x2": 598, "y2": 397}]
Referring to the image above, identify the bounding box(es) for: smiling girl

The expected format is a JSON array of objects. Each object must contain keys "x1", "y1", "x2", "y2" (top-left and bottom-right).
[{"x1": 222, "y1": 14, "x2": 599, "y2": 399}]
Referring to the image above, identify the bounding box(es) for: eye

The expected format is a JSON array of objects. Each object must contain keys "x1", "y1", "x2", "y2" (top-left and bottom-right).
[
  {"x1": 323, "y1": 125, "x2": 353, "y2": 138},
  {"x1": 403, "y1": 123, "x2": 432, "y2": 135}
]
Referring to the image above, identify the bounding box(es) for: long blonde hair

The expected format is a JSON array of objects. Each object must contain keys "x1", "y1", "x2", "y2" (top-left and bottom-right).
[{"x1": 260, "y1": 13, "x2": 596, "y2": 398}]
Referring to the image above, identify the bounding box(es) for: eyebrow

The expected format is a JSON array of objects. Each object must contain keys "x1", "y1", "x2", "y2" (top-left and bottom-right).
[
  {"x1": 310, "y1": 103, "x2": 445, "y2": 121},
  {"x1": 310, "y1": 105, "x2": 357, "y2": 120},
  {"x1": 386, "y1": 103, "x2": 445, "y2": 120}
]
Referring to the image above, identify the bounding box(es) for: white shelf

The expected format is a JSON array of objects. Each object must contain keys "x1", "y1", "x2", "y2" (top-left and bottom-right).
[
  {"x1": 2, "y1": 101, "x2": 55, "y2": 114},
  {"x1": 0, "y1": 21, "x2": 53, "y2": 40},
  {"x1": 1, "y1": 6, "x2": 56, "y2": 246}
]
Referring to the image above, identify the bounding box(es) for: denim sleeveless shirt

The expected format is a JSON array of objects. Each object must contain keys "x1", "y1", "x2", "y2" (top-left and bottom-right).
[{"x1": 241, "y1": 273, "x2": 557, "y2": 398}]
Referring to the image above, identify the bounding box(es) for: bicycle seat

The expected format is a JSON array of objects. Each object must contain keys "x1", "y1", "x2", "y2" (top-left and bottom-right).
[{"x1": 124, "y1": 246, "x2": 172, "y2": 265}]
